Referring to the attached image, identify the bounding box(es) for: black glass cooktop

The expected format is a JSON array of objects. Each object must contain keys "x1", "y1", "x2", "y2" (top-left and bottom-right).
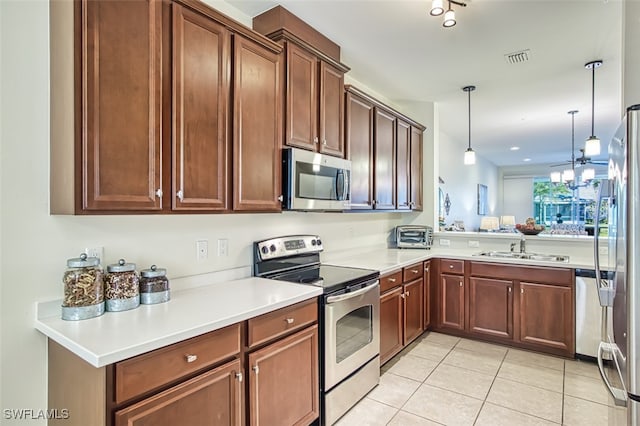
[{"x1": 269, "y1": 264, "x2": 379, "y2": 294}]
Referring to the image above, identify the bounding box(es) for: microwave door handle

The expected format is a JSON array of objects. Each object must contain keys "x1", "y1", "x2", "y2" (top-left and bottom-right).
[
  {"x1": 343, "y1": 170, "x2": 349, "y2": 201},
  {"x1": 336, "y1": 169, "x2": 345, "y2": 200}
]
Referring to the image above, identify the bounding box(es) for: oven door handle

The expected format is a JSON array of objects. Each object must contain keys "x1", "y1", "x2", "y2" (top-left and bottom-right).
[{"x1": 326, "y1": 280, "x2": 379, "y2": 304}]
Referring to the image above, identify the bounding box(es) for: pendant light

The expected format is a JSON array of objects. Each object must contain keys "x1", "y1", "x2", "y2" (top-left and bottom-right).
[
  {"x1": 443, "y1": 1, "x2": 456, "y2": 27},
  {"x1": 430, "y1": 0, "x2": 444, "y2": 16},
  {"x1": 463, "y1": 85, "x2": 476, "y2": 165},
  {"x1": 431, "y1": 0, "x2": 466, "y2": 28},
  {"x1": 584, "y1": 60, "x2": 603, "y2": 156}
]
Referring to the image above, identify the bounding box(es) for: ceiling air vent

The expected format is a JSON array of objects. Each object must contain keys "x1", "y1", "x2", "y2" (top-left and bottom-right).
[{"x1": 504, "y1": 49, "x2": 531, "y2": 64}]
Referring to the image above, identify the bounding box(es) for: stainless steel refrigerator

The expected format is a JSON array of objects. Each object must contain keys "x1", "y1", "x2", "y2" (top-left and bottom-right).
[{"x1": 595, "y1": 104, "x2": 640, "y2": 425}]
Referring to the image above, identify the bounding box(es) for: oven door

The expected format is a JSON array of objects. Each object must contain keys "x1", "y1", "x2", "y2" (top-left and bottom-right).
[{"x1": 324, "y1": 280, "x2": 380, "y2": 391}]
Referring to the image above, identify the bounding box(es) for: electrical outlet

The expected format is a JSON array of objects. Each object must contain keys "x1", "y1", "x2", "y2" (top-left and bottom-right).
[
  {"x1": 217, "y1": 239, "x2": 229, "y2": 257},
  {"x1": 85, "y1": 247, "x2": 104, "y2": 263},
  {"x1": 196, "y1": 240, "x2": 208, "y2": 261},
  {"x1": 468, "y1": 240, "x2": 480, "y2": 248},
  {"x1": 439, "y1": 239, "x2": 450, "y2": 247},
  {"x1": 599, "y1": 245, "x2": 609, "y2": 255}
]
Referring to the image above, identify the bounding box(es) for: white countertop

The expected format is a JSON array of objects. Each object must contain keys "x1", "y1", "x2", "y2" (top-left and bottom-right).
[
  {"x1": 325, "y1": 247, "x2": 598, "y2": 275},
  {"x1": 35, "y1": 277, "x2": 322, "y2": 368}
]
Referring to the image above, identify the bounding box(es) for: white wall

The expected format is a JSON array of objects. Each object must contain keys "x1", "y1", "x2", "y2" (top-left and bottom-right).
[
  {"x1": 438, "y1": 131, "x2": 499, "y2": 231},
  {"x1": 502, "y1": 177, "x2": 534, "y2": 224},
  {"x1": 623, "y1": 0, "x2": 640, "y2": 109},
  {"x1": 0, "y1": 1, "x2": 435, "y2": 423}
]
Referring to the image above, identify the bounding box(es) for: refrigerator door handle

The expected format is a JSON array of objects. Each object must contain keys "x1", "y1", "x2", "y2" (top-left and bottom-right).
[
  {"x1": 597, "y1": 342, "x2": 628, "y2": 406},
  {"x1": 594, "y1": 182, "x2": 615, "y2": 307}
]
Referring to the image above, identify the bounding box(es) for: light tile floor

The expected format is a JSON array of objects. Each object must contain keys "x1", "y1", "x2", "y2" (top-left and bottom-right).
[{"x1": 335, "y1": 332, "x2": 626, "y2": 426}]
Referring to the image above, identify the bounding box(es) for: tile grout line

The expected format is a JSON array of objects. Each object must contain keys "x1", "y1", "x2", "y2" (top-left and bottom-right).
[{"x1": 471, "y1": 344, "x2": 509, "y2": 425}]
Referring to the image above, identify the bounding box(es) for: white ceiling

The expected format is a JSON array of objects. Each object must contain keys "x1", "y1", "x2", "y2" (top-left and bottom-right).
[{"x1": 227, "y1": 0, "x2": 624, "y2": 168}]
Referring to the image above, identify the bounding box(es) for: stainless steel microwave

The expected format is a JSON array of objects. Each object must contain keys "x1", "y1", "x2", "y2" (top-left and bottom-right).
[
  {"x1": 282, "y1": 147, "x2": 351, "y2": 211},
  {"x1": 395, "y1": 225, "x2": 433, "y2": 249}
]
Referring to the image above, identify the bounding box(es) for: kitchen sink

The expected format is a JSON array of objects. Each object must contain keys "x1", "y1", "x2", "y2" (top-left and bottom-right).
[{"x1": 474, "y1": 251, "x2": 570, "y2": 263}]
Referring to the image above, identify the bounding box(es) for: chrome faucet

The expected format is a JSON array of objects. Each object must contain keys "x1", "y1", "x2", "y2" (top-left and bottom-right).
[{"x1": 510, "y1": 242, "x2": 517, "y2": 252}]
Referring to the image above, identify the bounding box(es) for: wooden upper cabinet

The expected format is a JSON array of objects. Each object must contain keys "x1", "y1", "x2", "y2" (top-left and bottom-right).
[
  {"x1": 374, "y1": 108, "x2": 397, "y2": 210},
  {"x1": 345, "y1": 91, "x2": 374, "y2": 210},
  {"x1": 172, "y1": 4, "x2": 229, "y2": 210},
  {"x1": 318, "y1": 61, "x2": 345, "y2": 157},
  {"x1": 285, "y1": 43, "x2": 317, "y2": 151},
  {"x1": 396, "y1": 120, "x2": 411, "y2": 210},
  {"x1": 80, "y1": 0, "x2": 163, "y2": 211},
  {"x1": 283, "y1": 42, "x2": 345, "y2": 158},
  {"x1": 232, "y1": 35, "x2": 282, "y2": 212},
  {"x1": 410, "y1": 126, "x2": 423, "y2": 211}
]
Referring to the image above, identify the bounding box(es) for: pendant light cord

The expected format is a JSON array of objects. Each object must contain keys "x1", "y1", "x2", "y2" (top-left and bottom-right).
[
  {"x1": 591, "y1": 65, "x2": 595, "y2": 137},
  {"x1": 468, "y1": 88, "x2": 471, "y2": 150}
]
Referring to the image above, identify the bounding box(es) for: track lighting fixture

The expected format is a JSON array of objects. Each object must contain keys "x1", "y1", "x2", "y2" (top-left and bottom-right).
[{"x1": 430, "y1": 0, "x2": 466, "y2": 28}]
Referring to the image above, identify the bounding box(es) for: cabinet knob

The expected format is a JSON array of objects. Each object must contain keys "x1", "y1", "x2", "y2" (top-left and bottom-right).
[
  {"x1": 314, "y1": 137, "x2": 319, "y2": 144},
  {"x1": 406, "y1": 291, "x2": 410, "y2": 297},
  {"x1": 323, "y1": 139, "x2": 327, "y2": 146},
  {"x1": 521, "y1": 288, "x2": 524, "y2": 294},
  {"x1": 459, "y1": 281, "x2": 463, "y2": 287},
  {"x1": 508, "y1": 287, "x2": 512, "y2": 293},
  {"x1": 185, "y1": 354, "x2": 198, "y2": 363},
  {"x1": 449, "y1": 265, "x2": 454, "y2": 269},
  {"x1": 235, "y1": 372, "x2": 243, "y2": 382},
  {"x1": 411, "y1": 269, "x2": 419, "y2": 274},
  {"x1": 277, "y1": 195, "x2": 284, "y2": 202},
  {"x1": 425, "y1": 267, "x2": 429, "y2": 272},
  {"x1": 252, "y1": 365, "x2": 259, "y2": 374},
  {"x1": 155, "y1": 188, "x2": 163, "y2": 198},
  {"x1": 177, "y1": 190, "x2": 184, "y2": 201},
  {"x1": 388, "y1": 278, "x2": 396, "y2": 283},
  {"x1": 400, "y1": 293, "x2": 405, "y2": 299},
  {"x1": 284, "y1": 317, "x2": 294, "y2": 324}
]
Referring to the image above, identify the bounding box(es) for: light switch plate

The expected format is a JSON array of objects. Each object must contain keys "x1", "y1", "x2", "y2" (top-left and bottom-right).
[
  {"x1": 468, "y1": 240, "x2": 480, "y2": 248},
  {"x1": 439, "y1": 239, "x2": 450, "y2": 246}
]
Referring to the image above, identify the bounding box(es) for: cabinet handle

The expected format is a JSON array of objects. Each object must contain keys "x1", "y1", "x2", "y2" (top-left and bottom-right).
[
  {"x1": 521, "y1": 288, "x2": 524, "y2": 294},
  {"x1": 406, "y1": 291, "x2": 410, "y2": 297},
  {"x1": 411, "y1": 269, "x2": 419, "y2": 274},
  {"x1": 323, "y1": 139, "x2": 327, "y2": 146},
  {"x1": 284, "y1": 317, "x2": 294, "y2": 324},
  {"x1": 177, "y1": 190, "x2": 184, "y2": 201},
  {"x1": 277, "y1": 195, "x2": 284, "y2": 202},
  {"x1": 155, "y1": 188, "x2": 163, "y2": 198},
  {"x1": 235, "y1": 372, "x2": 243, "y2": 382},
  {"x1": 400, "y1": 293, "x2": 405, "y2": 299},
  {"x1": 449, "y1": 265, "x2": 454, "y2": 269},
  {"x1": 252, "y1": 365, "x2": 259, "y2": 374},
  {"x1": 459, "y1": 281, "x2": 463, "y2": 287},
  {"x1": 314, "y1": 137, "x2": 319, "y2": 144},
  {"x1": 508, "y1": 287, "x2": 512, "y2": 293},
  {"x1": 388, "y1": 278, "x2": 396, "y2": 283},
  {"x1": 425, "y1": 267, "x2": 429, "y2": 272},
  {"x1": 185, "y1": 354, "x2": 198, "y2": 363}
]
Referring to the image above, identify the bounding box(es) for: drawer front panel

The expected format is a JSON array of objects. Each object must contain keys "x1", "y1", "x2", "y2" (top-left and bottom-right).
[
  {"x1": 115, "y1": 323, "x2": 241, "y2": 404},
  {"x1": 441, "y1": 259, "x2": 464, "y2": 275},
  {"x1": 380, "y1": 270, "x2": 403, "y2": 293},
  {"x1": 403, "y1": 262, "x2": 423, "y2": 283},
  {"x1": 248, "y1": 299, "x2": 317, "y2": 348}
]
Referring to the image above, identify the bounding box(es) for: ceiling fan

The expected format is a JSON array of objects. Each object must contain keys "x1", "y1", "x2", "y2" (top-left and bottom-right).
[{"x1": 550, "y1": 148, "x2": 607, "y2": 168}]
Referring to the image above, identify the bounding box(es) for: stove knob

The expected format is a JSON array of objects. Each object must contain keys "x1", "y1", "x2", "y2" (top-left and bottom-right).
[
  {"x1": 311, "y1": 239, "x2": 316, "y2": 246},
  {"x1": 270, "y1": 244, "x2": 276, "y2": 252},
  {"x1": 316, "y1": 239, "x2": 322, "y2": 246},
  {"x1": 261, "y1": 246, "x2": 269, "y2": 255}
]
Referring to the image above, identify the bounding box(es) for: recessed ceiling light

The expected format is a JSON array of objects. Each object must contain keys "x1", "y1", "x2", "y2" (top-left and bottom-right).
[
  {"x1": 523, "y1": 158, "x2": 531, "y2": 162},
  {"x1": 510, "y1": 146, "x2": 520, "y2": 151}
]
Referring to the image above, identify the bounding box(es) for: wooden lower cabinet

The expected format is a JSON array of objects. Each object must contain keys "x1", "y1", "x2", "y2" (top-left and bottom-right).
[
  {"x1": 423, "y1": 261, "x2": 431, "y2": 329},
  {"x1": 403, "y1": 278, "x2": 424, "y2": 344},
  {"x1": 380, "y1": 286, "x2": 403, "y2": 364},
  {"x1": 248, "y1": 325, "x2": 319, "y2": 426},
  {"x1": 438, "y1": 273, "x2": 465, "y2": 331},
  {"x1": 114, "y1": 359, "x2": 242, "y2": 426},
  {"x1": 468, "y1": 277, "x2": 513, "y2": 340},
  {"x1": 518, "y1": 282, "x2": 574, "y2": 354}
]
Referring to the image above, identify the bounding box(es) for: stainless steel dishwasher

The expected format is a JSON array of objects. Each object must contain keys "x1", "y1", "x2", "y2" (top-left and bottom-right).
[{"x1": 575, "y1": 268, "x2": 613, "y2": 359}]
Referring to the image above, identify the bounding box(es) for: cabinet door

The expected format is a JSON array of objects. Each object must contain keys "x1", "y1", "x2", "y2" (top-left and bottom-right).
[
  {"x1": 318, "y1": 61, "x2": 345, "y2": 157},
  {"x1": 423, "y1": 261, "x2": 431, "y2": 329},
  {"x1": 248, "y1": 325, "x2": 319, "y2": 426},
  {"x1": 395, "y1": 120, "x2": 411, "y2": 210},
  {"x1": 468, "y1": 277, "x2": 513, "y2": 340},
  {"x1": 81, "y1": 0, "x2": 163, "y2": 210},
  {"x1": 345, "y1": 91, "x2": 374, "y2": 209},
  {"x1": 439, "y1": 274, "x2": 465, "y2": 331},
  {"x1": 403, "y1": 279, "x2": 424, "y2": 345},
  {"x1": 518, "y1": 282, "x2": 574, "y2": 354},
  {"x1": 410, "y1": 126, "x2": 423, "y2": 211},
  {"x1": 172, "y1": 5, "x2": 229, "y2": 210},
  {"x1": 114, "y1": 359, "x2": 242, "y2": 426},
  {"x1": 380, "y1": 287, "x2": 403, "y2": 365},
  {"x1": 233, "y1": 36, "x2": 282, "y2": 212},
  {"x1": 285, "y1": 43, "x2": 317, "y2": 151},
  {"x1": 373, "y1": 108, "x2": 396, "y2": 210}
]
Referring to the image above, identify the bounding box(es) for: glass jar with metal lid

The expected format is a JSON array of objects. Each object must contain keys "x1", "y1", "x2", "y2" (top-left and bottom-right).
[
  {"x1": 62, "y1": 253, "x2": 105, "y2": 320},
  {"x1": 139, "y1": 265, "x2": 170, "y2": 305},
  {"x1": 105, "y1": 259, "x2": 140, "y2": 311}
]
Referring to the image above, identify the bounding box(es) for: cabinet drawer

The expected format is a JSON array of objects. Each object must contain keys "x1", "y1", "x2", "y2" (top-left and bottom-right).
[
  {"x1": 441, "y1": 259, "x2": 464, "y2": 275},
  {"x1": 403, "y1": 262, "x2": 423, "y2": 283},
  {"x1": 380, "y1": 270, "x2": 403, "y2": 293},
  {"x1": 115, "y1": 323, "x2": 241, "y2": 404},
  {"x1": 248, "y1": 299, "x2": 317, "y2": 348}
]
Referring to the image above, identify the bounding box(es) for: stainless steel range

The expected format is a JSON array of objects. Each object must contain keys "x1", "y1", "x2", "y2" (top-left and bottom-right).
[{"x1": 254, "y1": 235, "x2": 380, "y2": 425}]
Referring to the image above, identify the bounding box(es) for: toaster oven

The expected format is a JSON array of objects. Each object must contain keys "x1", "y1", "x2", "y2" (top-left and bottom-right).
[{"x1": 395, "y1": 225, "x2": 433, "y2": 249}]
